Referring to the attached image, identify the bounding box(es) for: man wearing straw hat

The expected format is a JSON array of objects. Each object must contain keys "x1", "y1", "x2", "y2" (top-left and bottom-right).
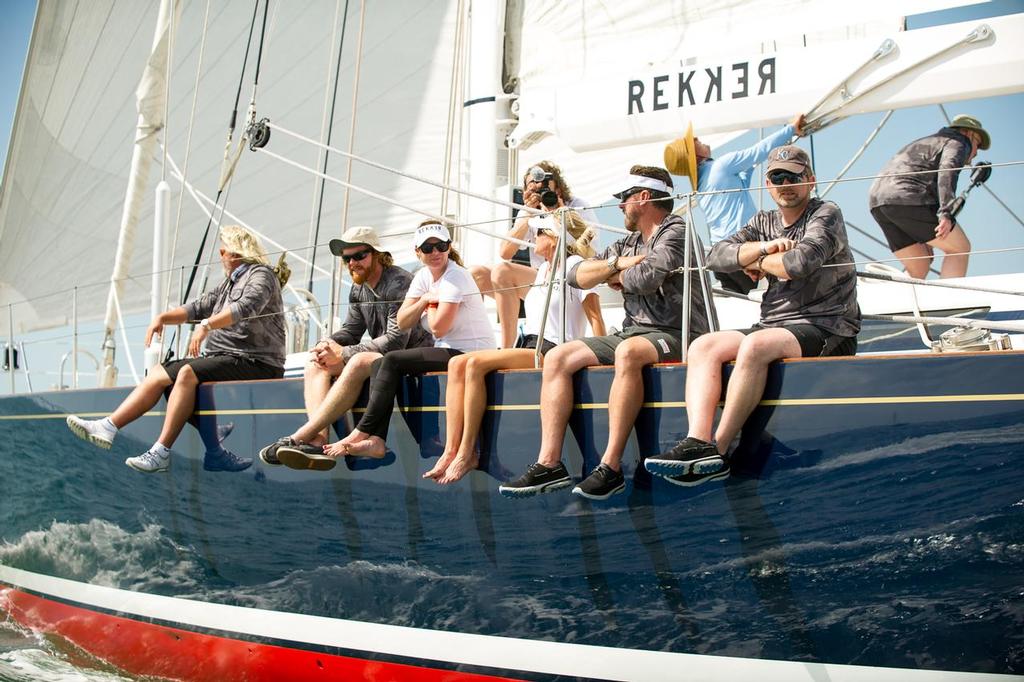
[
  {"x1": 665, "y1": 114, "x2": 806, "y2": 294},
  {"x1": 646, "y1": 145, "x2": 859, "y2": 487},
  {"x1": 868, "y1": 114, "x2": 990, "y2": 279},
  {"x1": 258, "y1": 225, "x2": 433, "y2": 468}
]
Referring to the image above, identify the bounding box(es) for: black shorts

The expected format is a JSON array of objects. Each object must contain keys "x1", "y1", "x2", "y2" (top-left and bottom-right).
[
  {"x1": 742, "y1": 324, "x2": 857, "y2": 358},
  {"x1": 870, "y1": 204, "x2": 953, "y2": 252},
  {"x1": 162, "y1": 354, "x2": 283, "y2": 383},
  {"x1": 515, "y1": 334, "x2": 557, "y2": 355},
  {"x1": 580, "y1": 326, "x2": 682, "y2": 365}
]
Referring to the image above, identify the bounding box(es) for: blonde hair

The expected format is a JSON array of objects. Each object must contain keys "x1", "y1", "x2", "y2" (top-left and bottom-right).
[
  {"x1": 538, "y1": 210, "x2": 597, "y2": 259},
  {"x1": 220, "y1": 224, "x2": 291, "y2": 287},
  {"x1": 220, "y1": 225, "x2": 269, "y2": 266}
]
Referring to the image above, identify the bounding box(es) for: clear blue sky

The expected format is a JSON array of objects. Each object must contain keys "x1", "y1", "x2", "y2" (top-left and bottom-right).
[{"x1": 0, "y1": 0, "x2": 35, "y2": 181}]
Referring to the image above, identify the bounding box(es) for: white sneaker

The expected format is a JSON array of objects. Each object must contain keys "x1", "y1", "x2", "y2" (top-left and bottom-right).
[
  {"x1": 66, "y1": 415, "x2": 115, "y2": 450},
  {"x1": 125, "y1": 449, "x2": 170, "y2": 473}
]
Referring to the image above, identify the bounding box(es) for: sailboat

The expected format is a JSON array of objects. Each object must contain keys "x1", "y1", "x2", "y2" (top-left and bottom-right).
[{"x1": 1, "y1": 1, "x2": 1022, "y2": 680}]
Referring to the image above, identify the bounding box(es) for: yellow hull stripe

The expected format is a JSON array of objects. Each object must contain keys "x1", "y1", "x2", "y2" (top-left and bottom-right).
[{"x1": 3, "y1": 392, "x2": 1024, "y2": 421}]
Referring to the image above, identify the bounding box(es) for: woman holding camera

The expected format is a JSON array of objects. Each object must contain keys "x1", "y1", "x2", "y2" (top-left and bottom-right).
[
  {"x1": 426, "y1": 214, "x2": 605, "y2": 484},
  {"x1": 469, "y1": 160, "x2": 597, "y2": 348},
  {"x1": 325, "y1": 220, "x2": 494, "y2": 460}
]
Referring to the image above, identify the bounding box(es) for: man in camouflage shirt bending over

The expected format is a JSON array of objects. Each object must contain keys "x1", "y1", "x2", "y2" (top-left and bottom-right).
[{"x1": 646, "y1": 145, "x2": 860, "y2": 487}]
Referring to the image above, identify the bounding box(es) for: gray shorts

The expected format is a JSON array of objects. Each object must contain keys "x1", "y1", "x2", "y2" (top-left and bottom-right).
[{"x1": 580, "y1": 326, "x2": 683, "y2": 365}]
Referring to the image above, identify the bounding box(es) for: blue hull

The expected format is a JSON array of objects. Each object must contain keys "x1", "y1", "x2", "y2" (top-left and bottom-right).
[{"x1": 1, "y1": 351, "x2": 1022, "y2": 679}]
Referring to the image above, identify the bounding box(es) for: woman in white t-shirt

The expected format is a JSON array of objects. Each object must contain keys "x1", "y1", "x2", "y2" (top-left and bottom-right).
[
  {"x1": 326, "y1": 221, "x2": 495, "y2": 459},
  {"x1": 425, "y1": 215, "x2": 605, "y2": 484}
]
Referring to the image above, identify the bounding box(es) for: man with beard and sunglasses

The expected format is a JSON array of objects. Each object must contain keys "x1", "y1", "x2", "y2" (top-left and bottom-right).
[
  {"x1": 258, "y1": 226, "x2": 433, "y2": 467},
  {"x1": 645, "y1": 146, "x2": 860, "y2": 487}
]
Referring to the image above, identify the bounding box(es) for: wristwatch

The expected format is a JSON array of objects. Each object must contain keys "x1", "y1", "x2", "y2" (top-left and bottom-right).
[
  {"x1": 200, "y1": 318, "x2": 211, "y2": 330},
  {"x1": 606, "y1": 255, "x2": 620, "y2": 272}
]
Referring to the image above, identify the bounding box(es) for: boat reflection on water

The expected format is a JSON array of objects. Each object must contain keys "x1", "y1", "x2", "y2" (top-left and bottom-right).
[{"x1": 1, "y1": 352, "x2": 1022, "y2": 679}]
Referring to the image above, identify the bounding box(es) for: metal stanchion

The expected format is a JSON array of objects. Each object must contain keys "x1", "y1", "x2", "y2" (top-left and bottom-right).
[{"x1": 72, "y1": 288, "x2": 79, "y2": 389}]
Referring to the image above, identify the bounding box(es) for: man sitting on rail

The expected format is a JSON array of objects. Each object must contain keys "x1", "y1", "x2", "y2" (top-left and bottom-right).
[
  {"x1": 646, "y1": 146, "x2": 860, "y2": 486},
  {"x1": 67, "y1": 225, "x2": 288, "y2": 473},
  {"x1": 258, "y1": 225, "x2": 433, "y2": 468},
  {"x1": 499, "y1": 165, "x2": 711, "y2": 500}
]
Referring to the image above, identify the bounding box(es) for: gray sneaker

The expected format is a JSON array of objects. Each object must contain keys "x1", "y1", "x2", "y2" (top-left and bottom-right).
[
  {"x1": 66, "y1": 415, "x2": 115, "y2": 450},
  {"x1": 125, "y1": 449, "x2": 170, "y2": 473},
  {"x1": 258, "y1": 436, "x2": 296, "y2": 466}
]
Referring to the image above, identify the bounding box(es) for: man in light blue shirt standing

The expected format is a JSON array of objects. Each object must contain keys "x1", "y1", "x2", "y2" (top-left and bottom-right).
[{"x1": 665, "y1": 114, "x2": 806, "y2": 293}]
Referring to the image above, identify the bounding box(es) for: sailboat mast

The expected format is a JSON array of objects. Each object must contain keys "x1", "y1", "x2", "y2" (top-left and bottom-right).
[
  {"x1": 460, "y1": 0, "x2": 508, "y2": 263},
  {"x1": 99, "y1": 0, "x2": 181, "y2": 386}
]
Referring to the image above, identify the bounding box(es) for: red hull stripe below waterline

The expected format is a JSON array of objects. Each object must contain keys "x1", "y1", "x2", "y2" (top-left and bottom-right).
[{"x1": 1, "y1": 587, "x2": 525, "y2": 682}]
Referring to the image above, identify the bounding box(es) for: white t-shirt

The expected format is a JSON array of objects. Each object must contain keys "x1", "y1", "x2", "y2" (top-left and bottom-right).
[
  {"x1": 524, "y1": 255, "x2": 593, "y2": 343},
  {"x1": 522, "y1": 197, "x2": 597, "y2": 269},
  {"x1": 407, "y1": 261, "x2": 496, "y2": 352}
]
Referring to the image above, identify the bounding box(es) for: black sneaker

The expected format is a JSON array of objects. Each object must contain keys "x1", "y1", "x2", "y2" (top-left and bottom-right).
[
  {"x1": 203, "y1": 448, "x2": 253, "y2": 472},
  {"x1": 663, "y1": 459, "x2": 731, "y2": 488},
  {"x1": 644, "y1": 437, "x2": 719, "y2": 476},
  {"x1": 498, "y1": 462, "x2": 572, "y2": 498},
  {"x1": 277, "y1": 443, "x2": 337, "y2": 472},
  {"x1": 572, "y1": 463, "x2": 625, "y2": 500},
  {"x1": 258, "y1": 436, "x2": 296, "y2": 466}
]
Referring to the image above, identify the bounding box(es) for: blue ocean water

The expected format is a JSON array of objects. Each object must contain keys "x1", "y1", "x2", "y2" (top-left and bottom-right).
[{"x1": 1, "y1": 385, "x2": 1022, "y2": 679}]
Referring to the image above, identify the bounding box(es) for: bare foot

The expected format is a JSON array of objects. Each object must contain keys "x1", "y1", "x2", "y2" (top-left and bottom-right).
[
  {"x1": 322, "y1": 441, "x2": 348, "y2": 458},
  {"x1": 423, "y1": 449, "x2": 458, "y2": 480},
  {"x1": 343, "y1": 436, "x2": 386, "y2": 459},
  {"x1": 337, "y1": 429, "x2": 369, "y2": 447},
  {"x1": 439, "y1": 452, "x2": 479, "y2": 485}
]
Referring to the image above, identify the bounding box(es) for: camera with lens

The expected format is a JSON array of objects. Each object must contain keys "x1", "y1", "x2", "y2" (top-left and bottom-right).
[{"x1": 527, "y1": 166, "x2": 559, "y2": 208}]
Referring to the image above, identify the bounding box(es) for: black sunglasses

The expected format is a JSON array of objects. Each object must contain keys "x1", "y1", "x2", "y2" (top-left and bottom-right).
[
  {"x1": 341, "y1": 249, "x2": 372, "y2": 263},
  {"x1": 767, "y1": 170, "x2": 805, "y2": 185},
  {"x1": 419, "y1": 240, "x2": 451, "y2": 254}
]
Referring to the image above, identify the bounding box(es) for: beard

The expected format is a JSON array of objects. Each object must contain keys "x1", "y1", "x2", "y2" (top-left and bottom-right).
[{"x1": 349, "y1": 256, "x2": 372, "y2": 285}]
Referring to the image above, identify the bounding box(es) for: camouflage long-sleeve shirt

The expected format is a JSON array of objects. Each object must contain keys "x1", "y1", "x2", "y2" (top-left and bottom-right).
[
  {"x1": 708, "y1": 198, "x2": 860, "y2": 338},
  {"x1": 868, "y1": 127, "x2": 972, "y2": 214},
  {"x1": 331, "y1": 265, "x2": 433, "y2": 359},
  {"x1": 185, "y1": 263, "x2": 286, "y2": 368},
  {"x1": 569, "y1": 213, "x2": 710, "y2": 341}
]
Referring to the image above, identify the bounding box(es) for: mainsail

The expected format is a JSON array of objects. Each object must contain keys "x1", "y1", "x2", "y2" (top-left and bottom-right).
[{"x1": 0, "y1": 0, "x2": 463, "y2": 332}]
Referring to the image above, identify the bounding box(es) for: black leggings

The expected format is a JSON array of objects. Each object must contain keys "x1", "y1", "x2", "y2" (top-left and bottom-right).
[{"x1": 356, "y1": 347, "x2": 463, "y2": 439}]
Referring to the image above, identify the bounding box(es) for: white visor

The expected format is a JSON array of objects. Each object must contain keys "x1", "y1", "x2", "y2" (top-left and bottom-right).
[{"x1": 612, "y1": 174, "x2": 673, "y2": 199}]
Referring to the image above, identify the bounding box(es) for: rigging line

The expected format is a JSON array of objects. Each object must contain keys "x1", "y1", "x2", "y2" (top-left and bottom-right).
[
  {"x1": 303, "y1": 0, "x2": 345, "y2": 286},
  {"x1": 181, "y1": 0, "x2": 261, "y2": 308},
  {"x1": 165, "y1": 0, "x2": 212, "y2": 316},
  {"x1": 440, "y1": 0, "x2": 467, "y2": 217},
  {"x1": 253, "y1": 147, "x2": 535, "y2": 249},
  {"x1": 165, "y1": 152, "x2": 333, "y2": 280},
  {"x1": 339, "y1": 0, "x2": 367, "y2": 233},
  {"x1": 308, "y1": 0, "x2": 352, "y2": 292},
  {"x1": 109, "y1": 287, "x2": 141, "y2": 386},
  {"x1": 265, "y1": 121, "x2": 630, "y2": 236},
  {"x1": 855, "y1": 270, "x2": 1024, "y2": 297},
  {"x1": 819, "y1": 111, "x2": 893, "y2": 199},
  {"x1": 938, "y1": 103, "x2": 1024, "y2": 232},
  {"x1": 159, "y1": 0, "x2": 176, "y2": 183},
  {"x1": 250, "y1": 0, "x2": 270, "y2": 105}
]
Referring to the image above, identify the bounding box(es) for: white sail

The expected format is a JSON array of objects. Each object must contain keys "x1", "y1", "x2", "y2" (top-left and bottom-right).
[{"x1": 0, "y1": 0, "x2": 463, "y2": 332}]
